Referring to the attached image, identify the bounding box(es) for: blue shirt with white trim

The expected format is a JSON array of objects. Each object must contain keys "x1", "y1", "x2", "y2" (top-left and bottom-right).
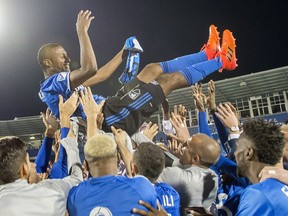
[
  {"x1": 67, "y1": 175, "x2": 158, "y2": 216},
  {"x1": 39, "y1": 72, "x2": 105, "y2": 118},
  {"x1": 155, "y1": 182, "x2": 180, "y2": 216},
  {"x1": 236, "y1": 178, "x2": 288, "y2": 216}
]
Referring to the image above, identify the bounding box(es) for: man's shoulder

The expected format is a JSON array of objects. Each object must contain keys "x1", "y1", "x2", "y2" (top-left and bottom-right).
[
  {"x1": 155, "y1": 181, "x2": 177, "y2": 191},
  {"x1": 155, "y1": 182, "x2": 179, "y2": 197},
  {"x1": 118, "y1": 175, "x2": 151, "y2": 186},
  {"x1": 239, "y1": 179, "x2": 287, "y2": 206},
  {"x1": 41, "y1": 72, "x2": 69, "y2": 87},
  {"x1": 248, "y1": 178, "x2": 285, "y2": 191}
]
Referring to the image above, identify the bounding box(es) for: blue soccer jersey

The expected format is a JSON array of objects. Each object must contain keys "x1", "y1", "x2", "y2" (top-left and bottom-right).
[
  {"x1": 154, "y1": 182, "x2": 180, "y2": 216},
  {"x1": 214, "y1": 155, "x2": 251, "y2": 216},
  {"x1": 236, "y1": 178, "x2": 288, "y2": 216},
  {"x1": 39, "y1": 72, "x2": 105, "y2": 118},
  {"x1": 67, "y1": 175, "x2": 158, "y2": 216}
]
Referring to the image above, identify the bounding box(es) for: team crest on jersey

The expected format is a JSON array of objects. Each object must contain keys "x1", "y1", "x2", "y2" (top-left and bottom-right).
[
  {"x1": 89, "y1": 206, "x2": 113, "y2": 216},
  {"x1": 57, "y1": 72, "x2": 67, "y2": 82},
  {"x1": 129, "y1": 89, "x2": 141, "y2": 100}
]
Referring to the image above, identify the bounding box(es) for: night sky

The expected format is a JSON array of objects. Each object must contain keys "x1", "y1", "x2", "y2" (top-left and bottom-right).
[{"x1": 0, "y1": 0, "x2": 287, "y2": 120}]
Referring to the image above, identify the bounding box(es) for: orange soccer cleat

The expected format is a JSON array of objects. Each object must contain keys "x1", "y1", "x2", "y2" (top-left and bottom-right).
[
  {"x1": 218, "y1": 29, "x2": 238, "y2": 72},
  {"x1": 201, "y1": 24, "x2": 221, "y2": 60}
]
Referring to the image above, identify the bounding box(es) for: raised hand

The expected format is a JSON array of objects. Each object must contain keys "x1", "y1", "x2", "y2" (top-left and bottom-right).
[
  {"x1": 40, "y1": 108, "x2": 59, "y2": 137},
  {"x1": 76, "y1": 10, "x2": 95, "y2": 33},
  {"x1": 59, "y1": 92, "x2": 79, "y2": 127},
  {"x1": 132, "y1": 200, "x2": 168, "y2": 216},
  {"x1": 96, "y1": 113, "x2": 104, "y2": 130},
  {"x1": 215, "y1": 103, "x2": 239, "y2": 131},
  {"x1": 173, "y1": 104, "x2": 187, "y2": 121},
  {"x1": 79, "y1": 87, "x2": 105, "y2": 119},
  {"x1": 191, "y1": 83, "x2": 206, "y2": 112},
  {"x1": 207, "y1": 80, "x2": 216, "y2": 113},
  {"x1": 167, "y1": 112, "x2": 190, "y2": 144},
  {"x1": 143, "y1": 122, "x2": 159, "y2": 141},
  {"x1": 79, "y1": 87, "x2": 105, "y2": 138},
  {"x1": 161, "y1": 99, "x2": 170, "y2": 120},
  {"x1": 168, "y1": 138, "x2": 183, "y2": 159},
  {"x1": 111, "y1": 126, "x2": 127, "y2": 149},
  {"x1": 111, "y1": 126, "x2": 132, "y2": 177},
  {"x1": 226, "y1": 102, "x2": 240, "y2": 121}
]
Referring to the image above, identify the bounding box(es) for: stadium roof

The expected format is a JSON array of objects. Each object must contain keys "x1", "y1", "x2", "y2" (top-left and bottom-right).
[{"x1": 152, "y1": 65, "x2": 288, "y2": 116}]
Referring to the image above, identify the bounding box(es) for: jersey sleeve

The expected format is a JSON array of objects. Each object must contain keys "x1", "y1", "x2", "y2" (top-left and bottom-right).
[
  {"x1": 39, "y1": 72, "x2": 72, "y2": 117},
  {"x1": 41, "y1": 72, "x2": 71, "y2": 95},
  {"x1": 35, "y1": 137, "x2": 54, "y2": 173}
]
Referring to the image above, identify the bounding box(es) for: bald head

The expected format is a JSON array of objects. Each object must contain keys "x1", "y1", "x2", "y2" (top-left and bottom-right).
[
  {"x1": 180, "y1": 133, "x2": 220, "y2": 167},
  {"x1": 37, "y1": 43, "x2": 61, "y2": 68},
  {"x1": 192, "y1": 133, "x2": 220, "y2": 166}
]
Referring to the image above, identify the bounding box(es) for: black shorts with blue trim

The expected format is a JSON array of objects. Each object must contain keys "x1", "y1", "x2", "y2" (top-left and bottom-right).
[{"x1": 102, "y1": 80, "x2": 166, "y2": 136}]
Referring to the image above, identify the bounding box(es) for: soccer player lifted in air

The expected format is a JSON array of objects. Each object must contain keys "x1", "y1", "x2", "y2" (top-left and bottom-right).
[{"x1": 38, "y1": 10, "x2": 237, "y2": 136}]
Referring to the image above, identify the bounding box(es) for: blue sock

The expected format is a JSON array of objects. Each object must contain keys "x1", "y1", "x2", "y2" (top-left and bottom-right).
[
  {"x1": 179, "y1": 57, "x2": 222, "y2": 86},
  {"x1": 160, "y1": 51, "x2": 207, "y2": 73}
]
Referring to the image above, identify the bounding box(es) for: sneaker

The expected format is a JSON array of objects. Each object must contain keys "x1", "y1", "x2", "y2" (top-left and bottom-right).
[
  {"x1": 125, "y1": 36, "x2": 143, "y2": 53},
  {"x1": 218, "y1": 29, "x2": 237, "y2": 72},
  {"x1": 201, "y1": 24, "x2": 220, "y2": 60}
]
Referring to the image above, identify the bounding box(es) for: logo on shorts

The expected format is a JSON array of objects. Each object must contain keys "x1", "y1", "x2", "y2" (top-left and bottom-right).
[
  {"x1": 129, "y1": 89, "x2": 140, "y2": 100},
  {"x1": 90, "y1": 206, "x2": 113, "y2": 216}
]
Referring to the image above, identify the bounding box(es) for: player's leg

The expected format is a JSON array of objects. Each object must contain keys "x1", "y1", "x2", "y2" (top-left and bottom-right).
[
  {"x1": 158, "y1": 29, "x2": 237, "y2": 96},
  {"x1": 137, "y1": 25, "x2": 220, "y2": 84}
]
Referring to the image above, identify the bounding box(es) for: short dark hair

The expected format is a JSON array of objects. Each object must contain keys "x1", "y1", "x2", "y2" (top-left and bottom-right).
[
  {"x1": 0, "y1": 136, "x2": 27, "y2": 184},
  {"x1": 37, "y1": 43, "x2": 60, "y2": 68},
  {"x1": 241, "y1": 118, "x2": 284, "y2": 165},
  {"x1": 133, "y1": 142, "x2": 165, "y2": 182}
]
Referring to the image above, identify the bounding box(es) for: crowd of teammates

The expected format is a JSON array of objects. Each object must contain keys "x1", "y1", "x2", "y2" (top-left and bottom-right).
[{"x1": 0, "y1": 9, "x2": 288, "y2": 216}]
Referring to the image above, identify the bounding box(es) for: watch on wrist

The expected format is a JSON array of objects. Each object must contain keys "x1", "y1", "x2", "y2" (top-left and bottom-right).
[{"x1": 230, "y1": 126, "x2": 240, "y2": 132}]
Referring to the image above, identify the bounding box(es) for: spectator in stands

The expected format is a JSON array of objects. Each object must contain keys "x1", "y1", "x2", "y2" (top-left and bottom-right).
[
  {"x1": 38, "y1": 9, "x2": 237, "y2": 136},
  {"x1": 234, "y1": 119, "x2": 288, "y2": 215},
  {"x1": 67, "y1": 87, "x2": 158, "y2": 215},
  {"x1": 0, "y1": 92, "x2": 83, "y2": 216},
  {"x1": 158, "y1": 113, "x2": 220, "y2": 215}
]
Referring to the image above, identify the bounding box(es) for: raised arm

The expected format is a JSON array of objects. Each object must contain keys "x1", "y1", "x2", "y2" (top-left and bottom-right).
[
  {"x1": 82, "y1": 46, "x2": 127, "y2": 87},
  {"x1": 79, "y1": 87, "x2": 105, "y2": 139},
  {"x1": 111, "y1": 126, "x2": 133, "y2": 177},
  {"x1": 50, "y1": 92, "x2": 79, "y2": 178},
  {"x1": 35, "y1": 108, "x2": 59, "y2": 173},
  {"x1": 191, "y1": 83, "x2": 212, "y2": 137},
  {"x1": 215, "y1": 102, "x2": 241, "y2": 160},
  {"x1": 69, "y1": 10, "x2": 98, "y2": 89},
  {"x1": 207, "y1": 80, "x2": 229, "y2": 144}
]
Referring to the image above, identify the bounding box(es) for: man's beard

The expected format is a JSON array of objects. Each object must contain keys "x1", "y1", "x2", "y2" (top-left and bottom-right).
[{"x1": 236, "y1": 164, "x2": 247, "y2": 178}]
